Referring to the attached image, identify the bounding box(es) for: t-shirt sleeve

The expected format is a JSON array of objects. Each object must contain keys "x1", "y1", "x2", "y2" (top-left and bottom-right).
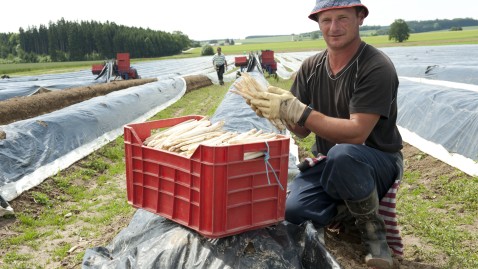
[{"x1": 349, "y1": 54, "x2": 398, "y2": 119}]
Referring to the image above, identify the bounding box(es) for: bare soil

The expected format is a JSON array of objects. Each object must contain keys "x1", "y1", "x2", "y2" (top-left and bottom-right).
[{"x1": 0, "y1": 76, "x2": 469, "y2": 268}]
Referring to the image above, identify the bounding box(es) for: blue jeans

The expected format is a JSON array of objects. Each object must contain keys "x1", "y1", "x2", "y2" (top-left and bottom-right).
[{"x1": 285, "y1": 144, "x2": 403, "y2": 227}]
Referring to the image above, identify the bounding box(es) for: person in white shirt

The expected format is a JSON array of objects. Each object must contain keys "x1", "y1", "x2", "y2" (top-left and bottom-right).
[{"x1": 212, "y1": 47, "x2": 227, "y2": 85}]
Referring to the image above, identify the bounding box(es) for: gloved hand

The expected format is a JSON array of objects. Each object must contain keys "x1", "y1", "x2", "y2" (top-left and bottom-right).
[
  {"x1": 251, "y1": 86, "x2": 307, "y2": 125},
  {"x1": 246, "y1": 98, "x2": 287, "y2": 130},
  {"x1": 246, "y1": 98, "x2": 263, "y2": 117}
]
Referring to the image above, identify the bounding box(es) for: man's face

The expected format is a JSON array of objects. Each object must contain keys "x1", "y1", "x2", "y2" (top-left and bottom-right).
[{"x1": 317, "y1": 7, "x2": 364, "y2": 50}]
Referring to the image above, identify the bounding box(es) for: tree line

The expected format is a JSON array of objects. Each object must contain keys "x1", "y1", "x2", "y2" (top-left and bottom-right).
[
  {"x1": 0, "y1": 18, "x2": 194, "y2": 63},
  {"x1": 296, "y1": 18, "x2": 477, "y2": 41},
  {"x1": 361, "y1": 18, "x2": 478, "y2": 36}
]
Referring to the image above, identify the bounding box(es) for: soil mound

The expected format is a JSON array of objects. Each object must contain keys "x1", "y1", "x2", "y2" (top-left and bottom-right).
[{"x1": 0, "y1": 75, "x2": 212, "y2": 126}]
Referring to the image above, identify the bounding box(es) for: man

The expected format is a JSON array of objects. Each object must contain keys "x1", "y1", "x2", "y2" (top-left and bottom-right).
[
  {"x1": 212, "y1": 47, "x2": 227, "y2": 85},
  {"x1": 249, "y1": 1, "x2": 403, "y2": 268}
]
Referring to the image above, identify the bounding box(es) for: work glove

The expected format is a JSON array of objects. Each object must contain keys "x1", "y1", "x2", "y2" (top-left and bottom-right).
[
  {"x1": 245, "y1": 98, "x2": 263, "y2": 117},
  {"x1": 251, "y1": 86, "x2": 308, "y2": 126},
  {"x1": 245, "y1": 98, "x2": 287, "y2": 130}
]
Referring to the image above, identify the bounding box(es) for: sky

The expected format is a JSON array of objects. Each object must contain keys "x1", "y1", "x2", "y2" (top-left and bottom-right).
[{"x1": 1, "y1": 0, "x2": 477, "y2": 41}]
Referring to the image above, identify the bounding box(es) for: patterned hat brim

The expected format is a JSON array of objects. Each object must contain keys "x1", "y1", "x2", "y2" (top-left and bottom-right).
[{"x1": 308, "y1": 1, "x2": 369, "y2": 22}]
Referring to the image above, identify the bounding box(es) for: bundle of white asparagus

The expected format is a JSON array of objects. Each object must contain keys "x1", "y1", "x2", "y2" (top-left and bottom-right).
[
  {"x1": 143, "y1": 117, "x2": 282, "y2": 159},
  {"x1": 231, "y1": 73, "x2": 287, "y2": 131}
]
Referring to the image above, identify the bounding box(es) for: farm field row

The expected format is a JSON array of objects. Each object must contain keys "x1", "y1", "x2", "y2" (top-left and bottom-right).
[{"x1": 1, "y1": 28, "x2": 477, "y2": 76}]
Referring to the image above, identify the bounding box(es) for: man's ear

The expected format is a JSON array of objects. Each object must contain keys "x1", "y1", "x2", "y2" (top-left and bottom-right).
[{"x1": 358, "y1": 11, "x2": 365, "y2": 25}]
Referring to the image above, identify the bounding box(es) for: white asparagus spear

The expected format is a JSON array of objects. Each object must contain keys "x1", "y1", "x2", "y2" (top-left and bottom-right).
[
  {"x1": 168, "y1": 131, "x2": 224, "y2": 152},
  {"x1": 243, "y1": 152, "x2": 265, "y2": 160},
  {"x1": 145, "y1": 118, "x2": 197, "y2": 143},
  {"x1": 160, "y1": 120, "x2": 213, "y2": 149},
  {"x1": 200, "y1": 131, "x2": 238, "y2": 146},
  {"x1": 146, "y1": 119, "x2": 207, "y2": 147},
  {"x1": 227, "y1": 136, "x2": 276, "y2": 145}
]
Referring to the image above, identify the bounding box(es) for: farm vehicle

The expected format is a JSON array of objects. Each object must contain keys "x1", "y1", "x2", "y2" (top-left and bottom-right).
[
  {"x1": 234, "y1": 50, "x2": 277, "y2": 78},
  {"x1": 92, "y1": 53, "x2": 140, "y2": 82}
]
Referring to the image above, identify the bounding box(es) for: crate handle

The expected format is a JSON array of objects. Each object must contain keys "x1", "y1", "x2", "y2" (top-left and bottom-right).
[
  {"x1": 264, "y1": 141, "x2": 284, "y2": 190},
  {"x1": 125, "y1": 125, "x2": 142, "y2": 145}
]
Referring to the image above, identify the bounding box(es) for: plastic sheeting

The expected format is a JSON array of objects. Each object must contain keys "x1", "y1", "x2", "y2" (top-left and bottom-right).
[
  {"x1": 0, "y1": 54, "x2": 235, "y2": 217},
  {"x1": 0, "y1": 56, "x2": 236, "y2": 101},
  {"x1": 272, "y1": 45, "x2": 478, "y2": 176},
  {"x1": 82, "y1": 210, "x2": 340, "y2": 269},
  {"x1": 0, "y1": 78, "x2": 187, "y2": 201},
  {"x1": 82, "y1": 70, "x2": 338, "y2": 269},
  {"x1": 382, "y1": 44, "x2": 478, "y2": 176},
  {"x1": 381, "y1": 45, "x2": 478, "y2": 86},
  {"x1": 1, "y1": 44, "x2": 477, "y2": 202},
  {"x1": 0, "y1": 71, "x2": 103, "y2": 101},
  {"x1": 397, "y1": 79, "x2": 478, "y2": 159}
]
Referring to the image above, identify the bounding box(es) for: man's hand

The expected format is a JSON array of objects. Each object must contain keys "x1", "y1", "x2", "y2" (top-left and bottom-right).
[{"x1": 251, "y1": 86, "x2": 307, "y2": 125}]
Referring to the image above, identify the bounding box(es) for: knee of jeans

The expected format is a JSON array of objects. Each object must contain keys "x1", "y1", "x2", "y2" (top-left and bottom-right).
[{"x1": 327, "y1": 144, "x2": 356, "y2": 163}]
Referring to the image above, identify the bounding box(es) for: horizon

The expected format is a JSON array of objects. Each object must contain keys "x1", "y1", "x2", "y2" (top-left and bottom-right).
[{"x1": 2, "y1": 16, "x2": 476, "y2": 42}]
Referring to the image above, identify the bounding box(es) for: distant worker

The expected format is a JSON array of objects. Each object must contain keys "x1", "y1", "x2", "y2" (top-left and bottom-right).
[{"x1": 212, "y1": 47, "x2": 227, "y2": 85}]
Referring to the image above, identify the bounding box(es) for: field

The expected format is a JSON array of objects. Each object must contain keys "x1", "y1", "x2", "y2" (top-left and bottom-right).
[
  {"x1": 2, "y1": 28, "x2": 478, "y2": 75},
  {"x1": 1, "y1": 31, "x2": 478, "y2": 268}
]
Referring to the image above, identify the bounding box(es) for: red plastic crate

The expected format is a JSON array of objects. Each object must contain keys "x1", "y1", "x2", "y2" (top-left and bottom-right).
[
  {"x1": 261, "y1": 50, "x2": 275, "y2": 65},
  {"x1": 91, "y1": 64, "x2": 104, "y2": 75},
  {"x1": 124, "y1": 115, "x2": 290, "y2": 238},
  {"x1": 116, "y1": 52, "x2": 130, "y2": 72},
  {"x1": 234, "y1": 56, "x2": 248, "y2": 67}
]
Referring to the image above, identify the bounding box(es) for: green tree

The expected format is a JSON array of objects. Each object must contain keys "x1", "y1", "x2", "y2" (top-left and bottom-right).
[
  {"x1": 388, "y1": 19, "x2": 410, "y2": 42},
  {"x1": 311, "y1": 31, "x2": 320, "y2": 40},
  {"x1": 201, "y1": 44, "x2": 214, "y2": 56}
]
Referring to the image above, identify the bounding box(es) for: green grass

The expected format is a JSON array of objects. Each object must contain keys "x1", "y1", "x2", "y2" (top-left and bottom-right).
[
  {"x1": 361, "y1": 28, "x2": 478, "y2": 46},
  {"x1": 398, "y1": 172, "x2": 478, "y2": 268},
  {"x1": 0, "y1": 138, "x2": 133, "y2": 268},
  {"x1": 0, "y1": 60, "x2": 104, "y2": 76}
]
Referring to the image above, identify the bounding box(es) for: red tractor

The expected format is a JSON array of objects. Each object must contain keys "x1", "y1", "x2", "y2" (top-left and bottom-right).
[
  {"x1": 259, "y1": 50, "x2": 277, "y2": 77},
  {"x1": 234, "y1": 50, "x2": 278, "y2": 78},
  {"x1": 92, "y1": 53, "x2": 140, "y2": 82}
]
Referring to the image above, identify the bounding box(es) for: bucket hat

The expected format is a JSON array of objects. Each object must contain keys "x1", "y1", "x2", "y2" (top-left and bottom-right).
[{"x1": 308, "y1": 0, "x2": 369, "y2": 22}]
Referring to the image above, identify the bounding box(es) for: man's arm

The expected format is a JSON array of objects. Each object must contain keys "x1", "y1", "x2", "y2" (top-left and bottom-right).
[
  {"x1": 300, "y1": 111, "x2": 379, "y2": 144},
  {"x1": 251, "y1": 87, "x2": 380, "y2": 144}
]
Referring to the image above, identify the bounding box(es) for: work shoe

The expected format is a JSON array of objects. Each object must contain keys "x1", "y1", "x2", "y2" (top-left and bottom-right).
[
  {"x1": 327, "y1": 204, "x2": 361, "y2": 244},
  {"x1": 344, "y1": 188, "x2": 393, "y2": 269}
]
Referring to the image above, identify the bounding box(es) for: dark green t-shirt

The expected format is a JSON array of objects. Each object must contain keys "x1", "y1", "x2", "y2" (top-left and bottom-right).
[{"x1": 291, "y1": 42, "x2": 403, "y2": 154}]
